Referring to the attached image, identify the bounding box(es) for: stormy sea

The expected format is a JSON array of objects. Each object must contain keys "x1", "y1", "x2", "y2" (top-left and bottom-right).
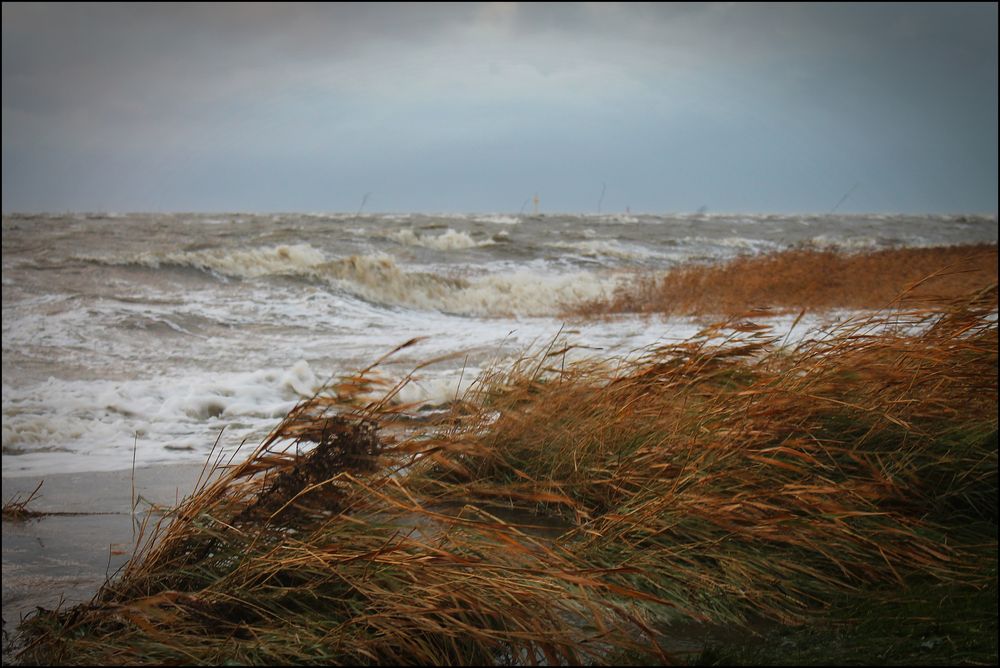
[{"x1": 3, "y1": 211, "x2": 996, "y2": 477}]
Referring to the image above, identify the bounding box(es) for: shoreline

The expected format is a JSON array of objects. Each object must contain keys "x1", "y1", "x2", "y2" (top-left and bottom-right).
[{"x1": 2, "y1": 461, "x2": 210, "y2": 647}]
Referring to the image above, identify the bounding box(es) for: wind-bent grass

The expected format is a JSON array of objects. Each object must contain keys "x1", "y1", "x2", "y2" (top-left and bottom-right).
[
  {"x1": 572, "y1": 244, "x2": 998, "y2": 317},
  {"x1": 13, "y1": 287, "x2": 998, "y2": 665}
]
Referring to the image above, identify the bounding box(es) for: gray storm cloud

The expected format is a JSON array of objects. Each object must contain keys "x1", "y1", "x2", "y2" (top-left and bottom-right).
[{"x1": 3, "y1": 2, "x2": 996, "y2": 213}]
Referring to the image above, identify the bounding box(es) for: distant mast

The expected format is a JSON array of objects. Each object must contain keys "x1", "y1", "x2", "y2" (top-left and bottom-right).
[{"x1": 533, "y1": 193, "x2": 539, "y2": 216}]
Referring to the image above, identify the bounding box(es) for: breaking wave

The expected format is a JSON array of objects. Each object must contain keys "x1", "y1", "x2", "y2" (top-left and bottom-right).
[
  {"x1": 473, "y1": 214, "x2": 521, "y2": 225},
  {"x1": 90, "y1": 245, "x2": 619, "y2": 317},
  {"x1": 549, "y1": 239, "x2": 656, "y2": 260},
  {"x1": 387, "y1": 228, "x2": 494, "y2": 251},
  {"x1": 109, "y1": 244, "x2": 328, "y2": 278},
  {"x1": 322, "y1": 254, "x2": 618, "y2": 316}
]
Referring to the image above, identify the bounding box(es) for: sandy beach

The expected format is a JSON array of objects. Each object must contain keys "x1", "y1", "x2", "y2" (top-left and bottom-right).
[{"x1": 2, "y1": 462, "x2": 208, "y2": 644}]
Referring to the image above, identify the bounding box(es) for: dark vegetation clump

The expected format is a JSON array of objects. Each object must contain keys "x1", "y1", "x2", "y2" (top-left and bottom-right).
[{"x1": 238, "y1": 415, "x2": 381, "y2": 522}]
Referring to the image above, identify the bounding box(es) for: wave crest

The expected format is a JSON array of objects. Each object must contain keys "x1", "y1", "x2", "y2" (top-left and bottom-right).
[
  {"x1": 325, "y1": 254, "x2": 615, "y2": 316},
  {"x1": 88, "y1": 245, "x2": 620, "y2": 317},
  {"x1": 388, "y1": 228, "x2": 493, "y2": 251},
  {"x1": 116, "y1": 244, "x2": 328, "y2": 279}
]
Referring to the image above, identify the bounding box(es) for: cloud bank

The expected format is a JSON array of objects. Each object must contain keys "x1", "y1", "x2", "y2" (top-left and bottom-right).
[{"x1": 3, "y1": 3, "x2": 997, "y2": 213}]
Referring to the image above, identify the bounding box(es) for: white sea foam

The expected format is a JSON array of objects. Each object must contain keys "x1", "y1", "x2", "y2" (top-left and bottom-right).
[
  {"x1": 323, "y1": 254, "x2": 619, "y2": 316},
  {"x1": 549, "y1": 239, "x2": 656, "y2": 260},
  {"x1": 591, "y1": 213, "x2": 640, "y2": 224},
  {"x1": 388, "y1": 228, "x2": 493, "y2": 251},
  {"x1": 676, "y1": 236, "x2": 782, "y2": 254},
  {"x1": 392, "y1": 370, "x2": 481, "y2": 407},
  {"x1": 1, "y1": 360, "x2": 324, "y2": 476},
  {"x1": 807, "y1": 234, "x2": 887, "y2": 250},
  {"x1": 122, "y1": 244, "x2": 328, "y2": 278},
  {"x1": 473, "y1": 214, "x2": 521, "y2": 225}
]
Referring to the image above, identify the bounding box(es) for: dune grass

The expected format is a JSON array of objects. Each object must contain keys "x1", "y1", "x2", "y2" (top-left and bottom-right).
[
  {"x1": 572, "y1": 244, "x2": 998, "y2": 317},
  {"x1": 11, "y1": 287, "x2": 998, "y2": 665}
]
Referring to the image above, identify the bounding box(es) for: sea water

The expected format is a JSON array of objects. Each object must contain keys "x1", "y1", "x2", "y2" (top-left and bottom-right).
[{"x1": 3, "y1": 212, "x2": 995, "y2": 476}]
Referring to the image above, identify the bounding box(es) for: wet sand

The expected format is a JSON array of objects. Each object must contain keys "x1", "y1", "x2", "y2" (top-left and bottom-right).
[{"x1": 2, "y1": 462, "x2": 210, "y2": 647}]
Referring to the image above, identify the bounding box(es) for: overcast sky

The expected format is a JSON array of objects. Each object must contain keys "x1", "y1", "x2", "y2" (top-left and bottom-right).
[{"x1": 2, "y1": 2, "x2": 997, "y2": 214}]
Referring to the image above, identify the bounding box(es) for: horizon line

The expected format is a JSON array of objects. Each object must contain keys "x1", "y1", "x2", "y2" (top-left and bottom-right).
[{"x1": 4, "y1": 209, "x2": 998, "y2": 218}]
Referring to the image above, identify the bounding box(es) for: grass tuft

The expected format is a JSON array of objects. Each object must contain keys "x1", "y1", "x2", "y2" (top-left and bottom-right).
[{"x1": 2, "y1": 481, "x2": 44, "y2": 522}]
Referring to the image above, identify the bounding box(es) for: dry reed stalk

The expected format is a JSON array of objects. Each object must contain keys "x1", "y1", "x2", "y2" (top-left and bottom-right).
[{"x1": 2, "y1": 480, "x2": 45, "y2": 522}]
